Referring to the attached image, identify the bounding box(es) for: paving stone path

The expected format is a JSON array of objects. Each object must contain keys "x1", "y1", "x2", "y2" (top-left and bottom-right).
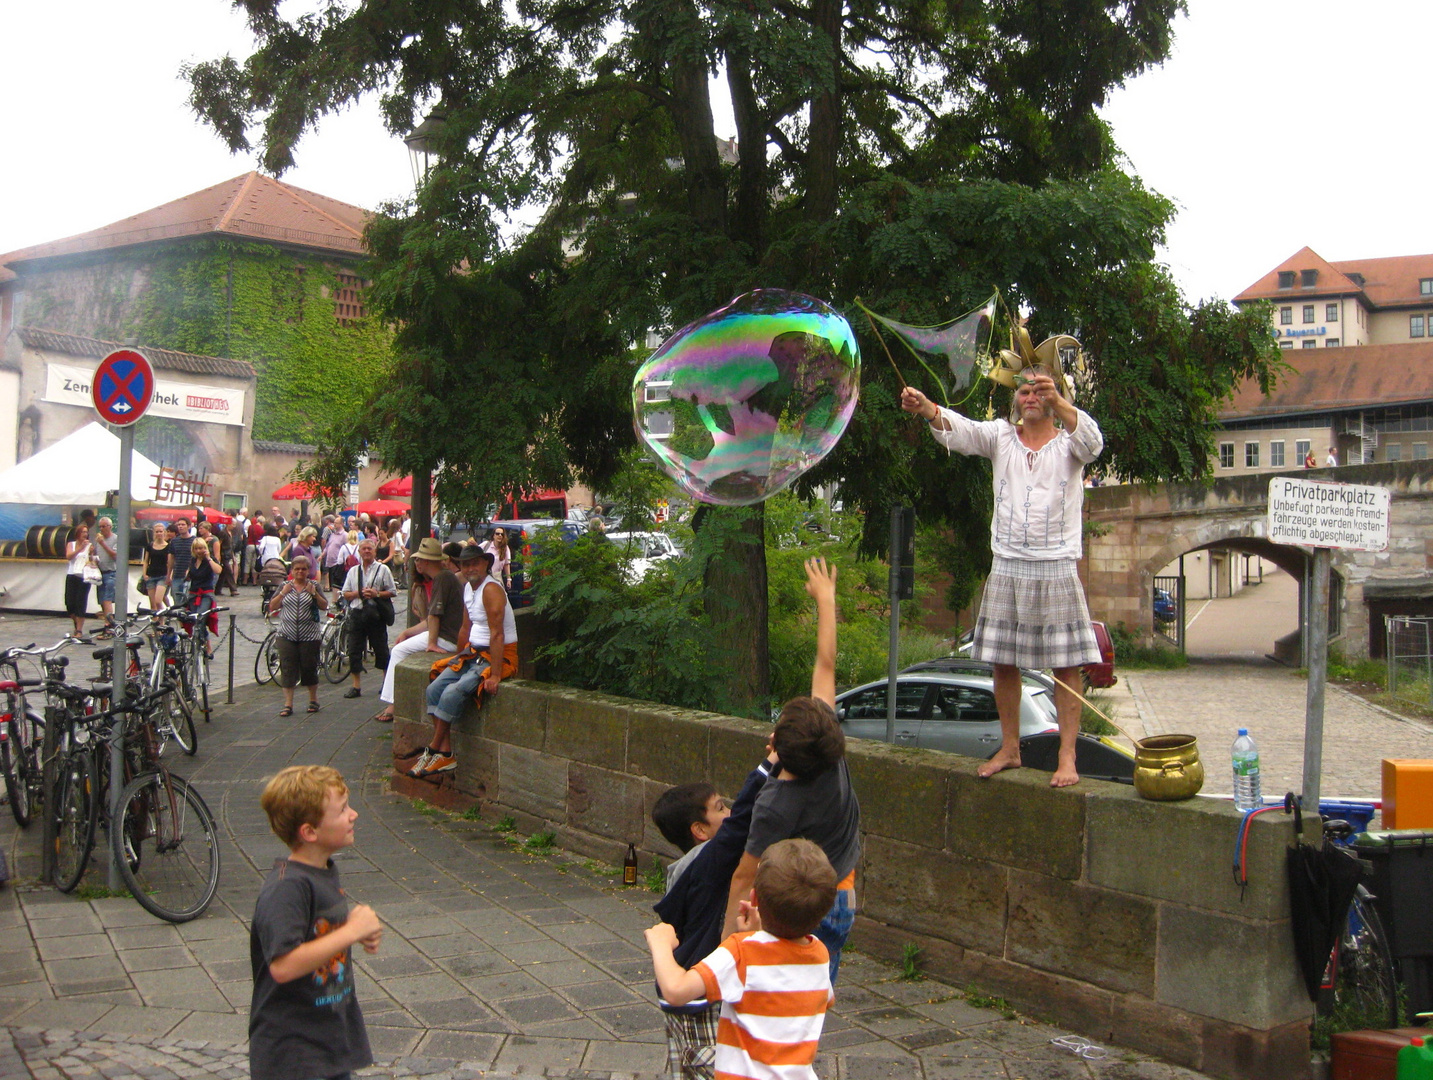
[{"x1": 0, "y1": 659, "x2": 1212, "y2": 1079}]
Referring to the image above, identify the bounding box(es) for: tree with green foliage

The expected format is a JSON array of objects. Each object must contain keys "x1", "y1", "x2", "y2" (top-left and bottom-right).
[{"x1": 188, "y1": 0, "x2": 1280, "y2": 710}]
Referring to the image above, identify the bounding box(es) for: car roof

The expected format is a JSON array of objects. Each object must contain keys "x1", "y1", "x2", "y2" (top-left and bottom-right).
[
  {"x1": 838, "y1": 670, "x2": 1020, "y2": 698},
  {"x1": 901, "y1": 656, "x2": 1056, "y2": 688}
]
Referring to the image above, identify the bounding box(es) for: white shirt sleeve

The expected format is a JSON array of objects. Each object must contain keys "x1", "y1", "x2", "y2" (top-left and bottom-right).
[
  {"x1": 929, "y1": 407, "x2": 1003, "y2": 459},
  {"x1": 1066, "y1": 407, "x2": 1103, "y2": 464}
]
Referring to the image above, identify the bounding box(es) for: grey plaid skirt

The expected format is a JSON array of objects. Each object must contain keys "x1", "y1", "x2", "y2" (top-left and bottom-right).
[{"x1": 972, "y1": 556, "x2": 1101, "y2": 669}]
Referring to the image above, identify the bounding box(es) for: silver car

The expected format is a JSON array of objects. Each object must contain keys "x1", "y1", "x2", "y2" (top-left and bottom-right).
[{"x1": 835, "y1": 671, "x2": 1057, "y2": 758}]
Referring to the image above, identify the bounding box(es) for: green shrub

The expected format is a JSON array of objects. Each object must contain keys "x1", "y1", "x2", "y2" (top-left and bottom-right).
[{"x1": 1109, "y1": 622, "x2": 1187, "y2": 669}]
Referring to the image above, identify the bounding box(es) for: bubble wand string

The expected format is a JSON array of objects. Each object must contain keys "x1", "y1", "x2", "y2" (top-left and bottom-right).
[{"x1": 859, "y1": 306, "x2": 909, "y2": 389}]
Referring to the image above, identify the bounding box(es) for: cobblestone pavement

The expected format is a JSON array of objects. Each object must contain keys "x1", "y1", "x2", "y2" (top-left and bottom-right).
[{"x1": 0, "y1": 673, "x2": 1212, "y2": 1079}]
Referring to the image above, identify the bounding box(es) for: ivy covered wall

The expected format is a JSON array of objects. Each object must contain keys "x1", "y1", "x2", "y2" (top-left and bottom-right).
[{"x1": 14, "y1": 239, "x2": 392, "y2": 443}]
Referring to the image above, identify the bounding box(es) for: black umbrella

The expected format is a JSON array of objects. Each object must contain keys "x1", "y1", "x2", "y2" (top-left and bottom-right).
[{"x1": 1284, "y1": 793, "x2": 1367, "y2": 1001}]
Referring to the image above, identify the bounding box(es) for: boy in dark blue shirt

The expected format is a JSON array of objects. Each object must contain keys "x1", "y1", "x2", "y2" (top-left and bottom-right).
[{"x1": 651, "y1": 749, "x2": 777, "y2": 1078}]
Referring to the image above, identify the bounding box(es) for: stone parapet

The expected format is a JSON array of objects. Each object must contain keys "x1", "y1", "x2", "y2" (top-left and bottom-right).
[{"x1": 392, "y1": 659, "x2": 1313, "y2": 1079}]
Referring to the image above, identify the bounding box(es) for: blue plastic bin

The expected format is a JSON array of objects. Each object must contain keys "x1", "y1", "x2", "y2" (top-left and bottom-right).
[{"x1": 1320, "y1": 798, "x2": 1378, "y2": 844}]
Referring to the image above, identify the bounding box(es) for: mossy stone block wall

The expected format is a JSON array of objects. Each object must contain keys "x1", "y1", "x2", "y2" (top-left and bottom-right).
[{"x1": 390, "y1": 658, "x2": 1313, "y2": 1080}]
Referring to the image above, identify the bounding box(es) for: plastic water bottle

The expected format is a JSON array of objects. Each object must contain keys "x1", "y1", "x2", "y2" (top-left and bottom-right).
[{"x1": 1231, "y1": 729, "x2": 1262, "y2": 811}]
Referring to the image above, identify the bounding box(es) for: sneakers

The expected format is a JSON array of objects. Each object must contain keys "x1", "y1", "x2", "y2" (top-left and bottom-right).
[
  {"x1": 416, "y1": 753, "x2": 457, "y2": 777},
  {"x1": 407, "y1": 749, "x2": 434, "y2": 776},
  {"x1": 344, "y1": 687, "x2": 362, "y2": 698}
]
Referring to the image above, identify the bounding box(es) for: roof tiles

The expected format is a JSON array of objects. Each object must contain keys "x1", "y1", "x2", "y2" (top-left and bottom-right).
[
  {"x1": 1235, "y1": 246, "x2": 1433, "y2": 310},
  {"x1": 1220, "y1": 341, "x2": 1433, "y2": 420},
  {"x1": 15, "y1": 327, "x2": 256, "y2": 380},
  {"x1": 0, "y1": 172, "x2": 368, "y2": 276}
]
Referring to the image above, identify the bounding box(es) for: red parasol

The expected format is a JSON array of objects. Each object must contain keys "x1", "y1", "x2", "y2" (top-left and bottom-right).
[
  {"x1": 272, "y1": 480, "x2": 329, "y2": 500},
  {"x1": 135, "y1": 506, "x2": 234, "y2": 525},
  {"x1": 376, "y1": 474, "x2": 437, "y2": 498},
  {"x1": 354, "y1": 499, "x2": 410, "y2": 516}
]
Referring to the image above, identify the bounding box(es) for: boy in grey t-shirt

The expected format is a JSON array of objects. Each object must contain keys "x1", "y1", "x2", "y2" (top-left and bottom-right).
[
  {"x1": 250, "y1": 766, "x2": 381, "y2": 1080},
  {"x1": 721, "y1": 557, "x2": 860, "y2": 982}
]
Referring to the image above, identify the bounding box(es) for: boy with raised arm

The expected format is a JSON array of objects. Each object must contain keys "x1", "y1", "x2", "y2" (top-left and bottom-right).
[
  {"x1": 721, "y1": 556, "x2": 861, "y2": 983},
  {"x1": 250, "y1": 766, "x2": 380, "y2": 1080}
]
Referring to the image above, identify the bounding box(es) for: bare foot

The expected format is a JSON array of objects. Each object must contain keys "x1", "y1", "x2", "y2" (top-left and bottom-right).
[
  {"x1": 1050, "y1": 759, "x2": 1080, "y2": 788},
  {"x1": 977, "y1": 750, "x2": 1021, "y2": 778}
]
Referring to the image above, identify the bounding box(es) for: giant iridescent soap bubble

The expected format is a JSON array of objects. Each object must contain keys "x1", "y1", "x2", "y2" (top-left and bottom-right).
[{"x1": 632, "y1": 289, "x2": 861, "y2": 506}]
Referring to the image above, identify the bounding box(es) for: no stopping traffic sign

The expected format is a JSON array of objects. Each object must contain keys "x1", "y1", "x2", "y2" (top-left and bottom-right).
[{"x1": 92, "y1": 348, "x2": 155, "y2": 426}]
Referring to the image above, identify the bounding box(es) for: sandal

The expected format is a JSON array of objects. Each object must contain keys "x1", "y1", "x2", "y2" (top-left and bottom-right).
[
  {"x1": 306, "y1": 701, "x2": 321, "y2": 713},
  {"x1": 279, "y1": 706, "x2": 293, "y2": 717}
]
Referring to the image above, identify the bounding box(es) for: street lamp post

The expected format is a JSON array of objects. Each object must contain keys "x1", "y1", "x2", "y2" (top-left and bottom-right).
[{"x1": 403, "y1": 111, "x2": 446, "y2": 189}]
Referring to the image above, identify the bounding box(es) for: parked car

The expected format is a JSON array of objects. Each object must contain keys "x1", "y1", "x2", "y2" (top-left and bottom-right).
[
  {"x1": 835, "y1": 670, "x2": 1057, "y2": 758},
  {"x1": 606, "y1": 531, "x2": 683, "y2": 582},
  {"x1": 1153, "y1": 587, "x2": 1176, "y2": 624},
  {"x1": 481, "y1": 518, "x2": 582, "y2": 608},
  {"x1": 953, "y1": 619, "x2": 1117, "y2": 689}
]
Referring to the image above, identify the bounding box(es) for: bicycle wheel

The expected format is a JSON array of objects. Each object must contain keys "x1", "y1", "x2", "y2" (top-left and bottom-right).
[
  {"x1": 195, "y1": 648, "x2": 211, "y2": 723},
  {"x1": 16, "y1": 710, "x2": 43, "y2": 823},
  {"x1": 254, "y1": 632, "x2": 280, "y2": 685},
  {"x1": 52, "y1": 750, "x2": 97, "y2": 893},
  {"x1": 157, "y1": 686, "x2": 197, "y2": 757},
  {"x1": 322, "y1": 622, "x2": 349, "y2": 683},
  {"x1": 1332, "y1": 888, "x2": 1400, "y2": 1029},
  {"x1": 112, "y1": 770, "x2": 220, "y2": 922},
  {"x1": 1, "y1": 714, "x2": 28, "y2": 827}
]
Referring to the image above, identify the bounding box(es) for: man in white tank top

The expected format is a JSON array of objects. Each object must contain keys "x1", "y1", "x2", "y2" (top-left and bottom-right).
[{"x1": 409, "y1": 547, "x2": 520, "y2": 778}]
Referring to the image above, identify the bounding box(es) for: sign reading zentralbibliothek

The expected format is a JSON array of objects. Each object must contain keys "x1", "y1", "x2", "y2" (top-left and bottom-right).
[{"x1": 1268, "y1": 476, "x2": 1391, "y2": 551}]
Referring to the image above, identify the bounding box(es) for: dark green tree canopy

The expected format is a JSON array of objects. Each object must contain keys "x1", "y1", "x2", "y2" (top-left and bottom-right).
[{"x1": 189, "y1": 0, "x2": 1279, "y2": 697}]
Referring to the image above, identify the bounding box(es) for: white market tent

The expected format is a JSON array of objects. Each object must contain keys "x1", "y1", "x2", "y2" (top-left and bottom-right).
[{"x1": 0, "y1": 422, "x2": 187, "y2": 506}]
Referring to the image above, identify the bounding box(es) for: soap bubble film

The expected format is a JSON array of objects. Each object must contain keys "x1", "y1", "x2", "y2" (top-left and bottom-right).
[{"x1": 632, "y1": 289, "x2": 861, "y2": 506}]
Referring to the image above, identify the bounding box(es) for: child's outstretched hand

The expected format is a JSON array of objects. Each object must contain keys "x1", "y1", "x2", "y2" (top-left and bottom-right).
[{"x1": 803, "y1": 556, "x2": 837, "y2": 605}]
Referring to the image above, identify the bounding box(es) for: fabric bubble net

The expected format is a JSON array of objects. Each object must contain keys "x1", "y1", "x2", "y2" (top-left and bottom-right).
[{"x1": 631, "y1": 289, "x2": 861, "y2": 506}]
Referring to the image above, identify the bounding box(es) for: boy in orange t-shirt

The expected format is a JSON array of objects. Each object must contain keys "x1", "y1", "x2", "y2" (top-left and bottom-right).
[{"x1": 646, "y1": 838, "x2": 837, "y2": 1080}]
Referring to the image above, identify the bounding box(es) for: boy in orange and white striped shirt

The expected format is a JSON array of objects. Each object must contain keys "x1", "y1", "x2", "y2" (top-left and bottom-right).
[{"x1": 646, "y1": 838, "x2": 837, "y2": 1080}]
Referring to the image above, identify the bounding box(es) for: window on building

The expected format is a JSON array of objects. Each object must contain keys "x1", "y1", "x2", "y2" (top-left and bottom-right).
[
  {"x1": 1270, "y1": 441, "x2": 1285, "y2": 467},
  {"x1": 1245, "y1": 442, "x2": 1259, "y2": 468},
  {"x1": 1297, "y1": 439, "x2": 1311, "y2": 462},
  {"x1": 1326, "y1": 303, "x2": 1338, "y2": 322},
  {"x1": 331, "y1": 271, "x2": 368, "y2": 324},
  {"x1": 1422, "y1": 279, "x2": 1433, "y2": 296},
  {"x1": 1219, "y1": 442, "x2": 1234, "y2": 469},
  {"x1": 1278, "y1": 271, "x2": 1296, "y2": 289},
  {"x1": 1302, "y1": 305, "x2": 1315, "y2": 323},
  {"x1": 1280, "y1": 306, "x2": 1293, "y2": 325},
  {"x1": 1413, "y1": 315, "x2": 1426, "y2": 338},
  {"x1": 1325, "y1": 338, "x2": 1340, "y2": 347},
  {"x1": 1387, "y1": 443, "x2": 1404, "y2": 462},
  {"x1": 1302, "y1": 339, "x2": 1317, "y2": 349},
  {"x1": 1279, "y1": 340, "x2": 1294, "y2": 349},
  {"x1": 1301, "y1": 269, "x2": 1319, "y2": 287},
  {"x1": 1415, "y1": 443, "x2": 1429, "y2": 460}
]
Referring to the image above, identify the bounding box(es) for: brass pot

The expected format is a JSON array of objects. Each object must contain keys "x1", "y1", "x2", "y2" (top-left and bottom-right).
[{"x1": 1133, "y1": 734, "x2": 1204, "y2": 801}]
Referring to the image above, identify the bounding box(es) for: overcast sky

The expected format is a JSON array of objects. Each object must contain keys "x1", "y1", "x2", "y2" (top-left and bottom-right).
[{"x1": 3, "y1": 0, "x2": 1426, "y2": 307}]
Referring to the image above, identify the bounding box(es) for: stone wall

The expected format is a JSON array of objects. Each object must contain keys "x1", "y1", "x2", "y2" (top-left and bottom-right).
[{"x1": 391, "y1": 660, "x2": 1316, "y2": 1080}]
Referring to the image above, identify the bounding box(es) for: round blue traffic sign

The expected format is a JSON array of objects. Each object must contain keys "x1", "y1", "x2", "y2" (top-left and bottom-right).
[{"x1": 92, "y1": 349, "x2": 155, "y2": 426}]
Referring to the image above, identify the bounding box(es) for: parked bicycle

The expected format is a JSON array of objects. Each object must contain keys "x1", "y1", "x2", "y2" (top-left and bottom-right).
[
  {"x1": 44, "y1": 659, "x2": 219, "y2": 921},
  {"x1": 1318, "y1": 817, "x2": 1399, "y2": 1029},
  {"x1": 0, "y1": 644, "x2": 49, "y2": 827}
]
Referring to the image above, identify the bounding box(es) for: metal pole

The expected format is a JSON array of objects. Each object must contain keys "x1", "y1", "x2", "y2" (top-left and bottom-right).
[
  {"x1": 226, "y1": 612, "x2": 236, "y2": 704},
  {"x1": 885, "y1": 508, "x2": 901, "y2": 745},
  {"x1": 1302, "y1": 546, "x2": 1331, "y2": 811},
  {"x1": 108, "y1": 425, "x2": 134, "y2": 891}
]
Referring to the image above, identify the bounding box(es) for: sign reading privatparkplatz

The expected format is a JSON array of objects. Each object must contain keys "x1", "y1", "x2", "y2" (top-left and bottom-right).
[{"x1": 1267, "y1": 476, "x2": 1390, "y2": 551}]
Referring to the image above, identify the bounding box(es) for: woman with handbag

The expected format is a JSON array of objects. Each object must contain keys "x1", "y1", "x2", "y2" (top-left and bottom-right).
[
  {"x1": 267, "y1": 555, "x2": 327, "y2": 716},
  {"x1": 340, "y1": 539, "x2": 395, "y2": 699},
  {"x1": 64, "y1": 523, "x2": 96, "y2": 639}
]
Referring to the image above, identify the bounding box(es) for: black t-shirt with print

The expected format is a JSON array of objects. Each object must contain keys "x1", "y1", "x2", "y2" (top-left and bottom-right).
[{"x1": 249, "y1": 858, "x2": 372, "y2": 1080}]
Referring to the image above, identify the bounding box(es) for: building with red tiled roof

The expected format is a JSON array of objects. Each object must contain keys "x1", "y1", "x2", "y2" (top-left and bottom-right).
[
  {"x1": 1215, "y1": 246, "x2": 1433, "y2": 477},
  {"x1": 0, "y1": 173, "x2": 393, "y2": 502},
  {"x1": 1233, "y1": 245, "x2": 1433, "y2": 353}
]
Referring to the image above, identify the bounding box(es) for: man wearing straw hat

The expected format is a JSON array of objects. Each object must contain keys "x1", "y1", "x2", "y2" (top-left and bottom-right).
[{"x1": 899, "y1": 340, "x2": 1103, "y2": 787}]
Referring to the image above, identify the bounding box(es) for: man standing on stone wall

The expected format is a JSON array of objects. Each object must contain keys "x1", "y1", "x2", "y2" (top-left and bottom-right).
[{"x1": 900, "y1": 367, "x2": 1103, "y2": 787}]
